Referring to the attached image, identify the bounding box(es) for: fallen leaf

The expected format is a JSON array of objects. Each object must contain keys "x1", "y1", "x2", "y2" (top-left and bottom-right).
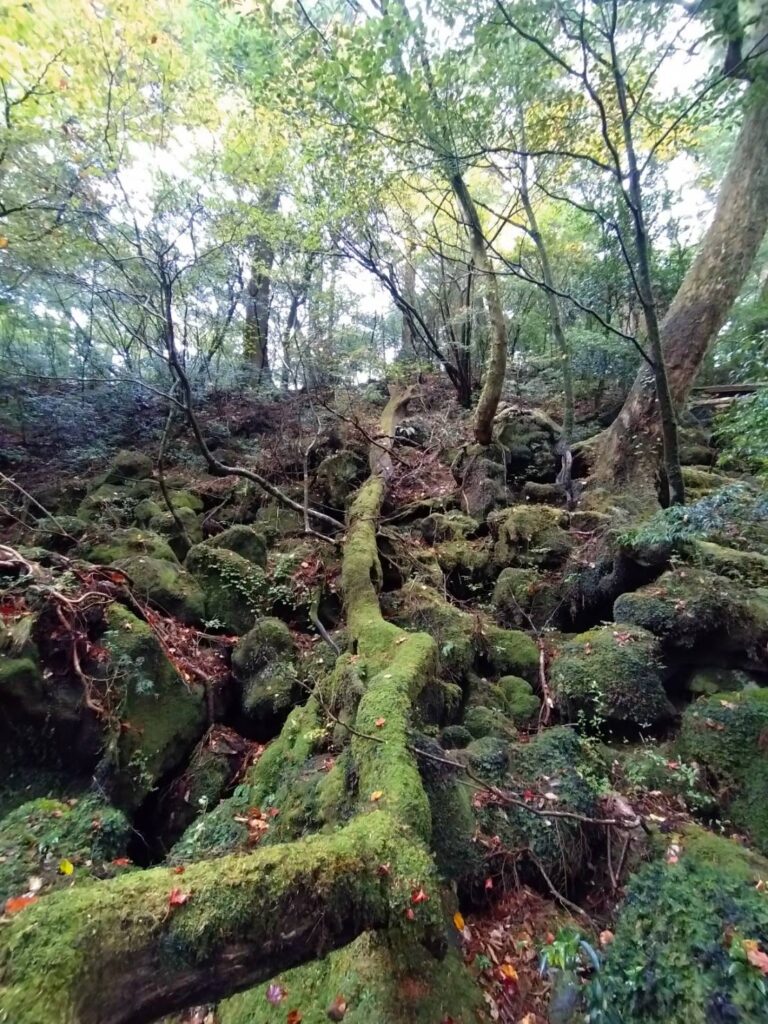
[
  {"x1": 370, "y1": 790, "x2": 384, "y2": 802},
  {"x1": 266, "y1": 983, "x2": 286, "y2": 1005},
  {"x1": 484, "y1": 876, "x2": 494, "y2": 890},
  {"x1": 0, "y1": 237, "x2": 8, "y2": 249},
  {"x1": 112, "y1": 857, "x2": 132, "y2": 867},
  {"x1": 405, "y1": 907, "x2": 415, "y2": 921},
  {"x1": 4, "y1": 894, "x2": 38, "y2": 915},
  {"x1": 172, "y1": 866, "x2": 185, "y2": 875},
  {"x1": 287, "y1": 1011, "x2": 302, "y2": 1024},
  {"x1": 411, "y1": 887, "x2": 428, "y2": 904},
  {"x1": 599, "y1": 929, "x2": 615, "y2": 947},
  {"x1": 375, "y1": 717, "x2": 386, "y2": 728},
  {"x1": 168, "y1": 887, "x2": 191, "y2": 908},
  {"x1": 746, "y1": 945, "x2": 768, "y2": 975},
  {"x1": 453, "y1": 911, "x2": 465, "y2": 931},
  {"x1": 498, "y1": 963, "x2": 518, "y2": 987},
  {"x1": 58, "y1": 858, "x2": 74, "y2": 876},
  {"x1": 327, "y1": 994, "x2": 347, "y2": 1020},
  {"x1": 377, "y1": 862, "x2": 391, "y2": 877}
]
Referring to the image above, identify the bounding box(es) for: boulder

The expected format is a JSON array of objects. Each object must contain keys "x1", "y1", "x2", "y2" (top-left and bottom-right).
[
  {"x1": 488, "y1": 504, "x2": 573, "y2": 570},
  {"x1": 205, "y1": 524, "x2": 267, "y2": 567},
  {"x1": 451, "y1": 444, "x2": 507, "y2": 518},
  {"x1": 101, "y1": 604, "x2": 206, "y2": 809},
  {"x1": 148, "y1": 506, "x2": 203, "y2": 559},
  {"x1": 185, "y1": 543, "x2": 268, "y2": 634},
  {"x1": 493, "y1": 566, "x2": 560, "y2": 629},
  {"x1": 31, "y1": 515, "x2": 88, "y2": 553},
  {"x1": 231, "y1": 617, "x2": 300, "y2": 735},
  {"x1": 314, "y1": 451, "x2": 367, "y2": 511},
  {"x1": 550, "y1": 624, "x2": 672, "y2": 729},
  {"x1": 78, "y1": 527, "x2": 177, "y2": 566},
  {"x1": 111, "y1": 555, "x2": 205, "y2": 625},
  {"x1": 103, "y1": 449, "x2": 153, "y2": 483}
]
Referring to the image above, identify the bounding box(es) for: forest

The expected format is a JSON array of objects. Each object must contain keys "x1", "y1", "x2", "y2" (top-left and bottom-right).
[{"x1": 1, "y1": 0, "x2": 768, "y2": 1021}]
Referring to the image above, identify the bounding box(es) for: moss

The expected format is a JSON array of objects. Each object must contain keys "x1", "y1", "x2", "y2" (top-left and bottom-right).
[
  {"x1": 463, "y1": 705, "x2": 515, "y2": 740},
  {"x1": 185, "y1": 542, "x2": 269, "y2": 633},
  {"x1": 167, "y1": 488, "x2": 204, "y2": 512},
  {"x1": 419, "y1": 511, "x2": 479, "y2": 544},
  {"x1": 32, "y1": 515, "x2": 88, "y2": 553},
  {"x1": 314, "y1": 450, "x2": 367, "y2": 510},
  {"x1": 434, "y1": 538, "x2": 492, "y2": 584},
  {"x1": 231, "y1": 618, "x2": 300, "y2": 733},
  {"x1": 550, "y1": 624, "x2": 671, "y2": 728},
  {"x1": 497, "y1": 675, "x2": 540, "y2": 727},
  {"x1": 686, "y1": 666, "x2": 755, "y2": 696},
  {"x1": 0, "y1": 795, "x2": 130, "y2": 904},
  {"x1": 694, "y1": 540, "x2": 768, "y2": 588},
  {"x1": 487, "y1": 504, "x2": 573, "y2": 570},
  {"x1": 440, "y1": 725, "x2": 472, "y2": 750},
  {"x1": 220, "y1": 931, "x2": 483, "y2": 1024},
  {"x1": 252, "y1": 500, "x2": 305, "y2": 542},
  {"x1": 80, "y1": 527, "x2": 177, "y2": 566},
  {"x1": 381, "y1": 583, "x2": 475, "y2": 682},
  {"x1": 481, "y1": 625, "x2": 539, "y2": 681},
  {"x1": 681, "y1": 464, "x2": 734, "y2": 499},
  {"x1": 592, "y1": 827, "x2": 768, "y2": 1024},
  {"x1": 133, "y1": 497, "x2": 163, "y2": 524},
  {"x1": 103, "y1": 449, "x2": 154, "y2": 483},
  {"x1": 76, "y1": 483, "x2": 138, "y2": 524},
  {"x1": 207, "y1": 525, "x2": 267, "y2": 567},
  {"x1": 0, "y1": 814, "x2": 445, "y2": 1024},
  {"x1": 613, "y1": 568, "x2": 747, "y2": 652},
  {"x1": 678, "y1": 690, "x2": 768, "y2": 853},
  {"x1": 0, "y1": 657, "x2": 44, "y2": 715},
  {"x1": 463, "y1": 736, "x2": 510, "y2": 781},
  {"x1": 101, "y1": 603, "x2": 206, "y2": 810},
  {"x1": 148, "y1": 506, "x2": 203, "y2": 558},
  {"x1": 493, "y1": 566, "x2": 560, "y2": 630},
  {"x1": 112, "y1": 555, "x2": 205, "y2": 625}
]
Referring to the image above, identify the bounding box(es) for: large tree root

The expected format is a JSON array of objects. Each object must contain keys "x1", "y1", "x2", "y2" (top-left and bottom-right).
[{"x1": 0, "y1": 388, "x2": 462, "y2": 1024}]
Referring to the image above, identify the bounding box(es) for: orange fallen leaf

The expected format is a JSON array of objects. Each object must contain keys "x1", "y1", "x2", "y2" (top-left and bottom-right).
[
  {"x1": 287, "y1": 1010, "x2": 302, "y2": 1024},
  {"x1": 370, "y1": 790, "x2": 384, "y2": 802},
  {"x1": 453, "y1": 911, "x2": 465, "y2": 931},
  {"x1": 746, "y1": 945, "x2": 768, "y2": 975},
  {"x1": 112, "y1": 857, "x2": 132, "y2": 867},
  {"x1": 327, "y1": 994, "x2": 347, "y2": 1020},
  {"x1": 4, "y1": 894, "x2": 38, "y2": 915},
  {"x1": 374, "y1": 717, "x2": 386, "y2": 728},
  {"x1": 168, "y1": 887, "x2": 190, "y2": 908},
  {"x1": 172, "y1": 866, "x2": 185, "y2": 875}
]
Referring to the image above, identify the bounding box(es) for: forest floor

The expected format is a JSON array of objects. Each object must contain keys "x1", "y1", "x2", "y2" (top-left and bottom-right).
[{"x1": 1, "y1": 373, "x2": 767, "y2": 1024}]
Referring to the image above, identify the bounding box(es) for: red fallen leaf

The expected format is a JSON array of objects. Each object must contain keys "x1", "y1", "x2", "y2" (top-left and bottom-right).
[
  {"x1": 172, "y1": 866, "x2": 185, "y2": 875},
  {"x1": 112, "y1": 857, "x2": 132, "y2": 867},
  {"x1": 484, "y1": 877, "x2": 494, "y2": 891},
  {"x1": 4, "y1": 894, "x2": 38, "y2": 915},
  {"x1": 411, "y1": 887, "x2": 428, "y2": 904},
  {"x1": 287, "y1": 1011, "x2": 302, "y2": 1024},
  {"x1": 746, "y1": 946, "x2": 768, "y2": 975},
  {"x1": 405, "y1": 907, "x2": 416, "y2": 921},
  {"x1": 374, "y1": 717, "x2": 386, "y2": 728},
  {"x1": 522, "y1": 789, "x2": 536, "y2": 802},
  {"x1": 327, "y1": 994, "x2": 347, "y2": 1020},
  {"x1": 168, "y1": 887, "x2": 190, "y2": 908},
  {"x1": 377, "y1": 863, "x2": 391, "y2": 877}
]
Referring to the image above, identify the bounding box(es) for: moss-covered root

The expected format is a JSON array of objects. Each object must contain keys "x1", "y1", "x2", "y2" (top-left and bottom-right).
[{"x1": 0, "y1": 814, "x2": 443, "y2": 1024}]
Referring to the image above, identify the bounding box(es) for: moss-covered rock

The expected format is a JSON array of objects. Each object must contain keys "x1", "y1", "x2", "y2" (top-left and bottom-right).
[
  {"x1": 496, "y1": 675, "x2": 540, "y2": 727},
  {"x1": 101, "y1": 604, "x2": 206, "y2": 809},
  {"x1": 111, "y1": 555, "x2": 205, "y2": 626},
  {"x1": 419, "y1": 511, "x2": 479, "y2": 544},
  {"x1": 678, "y1": 689, "x2": 768, "y2": 854},
  {"x1": 451, "y1": 443, "x2": 507, "y2": 518},
  {"x1": 694, "y1": 539, "x2": 768, "y2": 588},
  {"x1": 481, "y1": 624, "x2": 539, "y2": 681},
  {"x1": 440, "y1": 724, "x2": 472, "y2": 749},
  {"x1": 488, "y1": 504, "x2": 573, "y2": 570},
  {"x1": 76, "y1": 482, "x2": 138, "y2": 524},
  {"x1": 0, "y1": 656, "x2": 44, "y2": 717},
  {"x1": 550, "y1": 625, "x2": 672, "y2": 728},
  {"x1": 31, "y1": 516, "x2": 88, "y2": 553},
  {"x1": 0, "y1": 795, "x2": 131, "y2": 905},
  {"x1": 314, "y1": 450, "x2": 367, "y2": 511},
  {"x1": 185, "y1": 542, "x2": 268, "y2": 634},
  {"x1": 148, "y1": 506, "x2": 203, "y2": 559},
  {"x1": 433, "y1": 538, "x2": 492, "y2": 586},
  {"x1": 682, "y1": 465, "x2": 735, "y2": 500},
  {"x1": 103, "y1": 449, "x2": 153, "y2": 483},
  {"x1": 685, "y1": 666, "x2": 757, "y2": 696},
  {"x1": 492, "y1": 566, "x2": 560, "y2": 629},
  {"x1": 133, "y1": 497, "x2": 163, "y2": 524},
  {"x1": 206, "y1": 524, "x2": 267, "y2": 567},
  {"x1": 252, "y1": 500, "x2": 306, "y2": 543},
  {"x1": 79, "y1": 527, "x2": 177, "y2": 566},
  {"x1": 463, "y1": 704, "x2": 515, "y2": 740},
  {"x1": 591, "y1": 827, "x2": 768, "y2": 1024},
  {"x1": 231, "y1": 618, "x2": 300, "y2": 735}
]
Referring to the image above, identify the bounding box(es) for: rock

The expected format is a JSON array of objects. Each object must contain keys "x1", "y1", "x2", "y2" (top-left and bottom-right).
[
  {"x1": 682, "y1": 465, "x2": 735, "y2": 499},
  {"x1": 434, "y1": 538, "x2": 492, "y2": 588},
  {"x1": 493, "y1": 566, "x2": 560, "y2": 629},
  {"x1": 78, "y1": 527, "x2": 177, "y2": 566},
  {"x1": 488, "y1": 505, "x2": 573, "y2": 570},
  {"x1": 395, "y1": 416, "x2": 428, "y2": 447},
  {"x1": 314, "y1": 451, "x2": 367, "y2": 511},
  {"x1": 440, "y1": 725, "x2": 473, "y2": 750},
  {"x1": 419, "y1": 511, "x2": 479, "y2": 544},
  {"x1": 686, "y1": 666, "x2": 759, "y2": 696},
  {"x1": 451, "y1": 444, "x2": 507, "y2": 518},
  {"x1": 0, "y1": 795, "x2": 131, "y2": 904},
  {"x1": 678, "y1": 690, "x2": 768, "y2": 854},
  {"x1": 522, "y1": 481, "x2": 566, "y2": 504},
  {"x1": 463, "y1": 705, "x2": 515, "y2": 740},
  {"x1": 133, "y1": 498, "x2": 163, "y2": 525},
  {"x1": 481, "y1": 624, "x2": 539, "y2": 681},
  {"x1": 231, "y1": 617, "x2": 300, "y2": 735},
  {"x1": 496, "y1": 675, "x2": 540, "y2": 727},
  {"x1": 103, "y1": 449, "x2": 153, "y2": 483},
  {"x1": 205, "y1": 524, "x2": 267, "y2": 567},
  {"x1": 0, "y1": 657, "x2": 45, "y2": 717},
  {"x1": 593, "y1": 826, "x2": 768, "y2": 1023},
  {"x1": 32, "y1": 516, "x2": 88, "y2": 553},
  {"x1": 76, "y1": 482, "x2": 137, "y2": 523},
  {"x1": 101, "y1": 604, "x2": 206, "y2": 809},
  {"x1": 252, "y1": 499, "x2": 305, "y2": 542},
  {"x1": 550, "y1": 624, "x2": 672, "y2": 728},
  {"x1": 112, "y1": 555, "x2": 205, "y2": 626},
  {"x1": 694, "y1": 540, "x2": 768, "y2": 588},
  {"x1": 185, "y1": 543, "x2": 268, "y2": 634},
  {"x1": 495, "y1": 407, "x2": 558, "y2": 482},
  {"x1": 148, "y1": 506, "x2": 203, "y2": 559}
]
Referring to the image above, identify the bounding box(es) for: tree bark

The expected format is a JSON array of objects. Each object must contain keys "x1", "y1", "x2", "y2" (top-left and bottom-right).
[
  {"x1": 243, "y1": 190, "x2": 280, "y2": 377},
  {"x1": 595, "y1": 79, "x2": 768, "y2": 492}
]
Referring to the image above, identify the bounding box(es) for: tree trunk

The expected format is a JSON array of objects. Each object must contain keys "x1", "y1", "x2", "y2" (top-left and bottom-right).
[
  {"x1": 243, "y1": 190, "x2": 280, "y2": 378},
  {"x1": 595, "y1": 81, "x2": 768, "y2": 492},
  {"x1": 450, "y1": 170, "x2": 509, "y2": 446}
]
